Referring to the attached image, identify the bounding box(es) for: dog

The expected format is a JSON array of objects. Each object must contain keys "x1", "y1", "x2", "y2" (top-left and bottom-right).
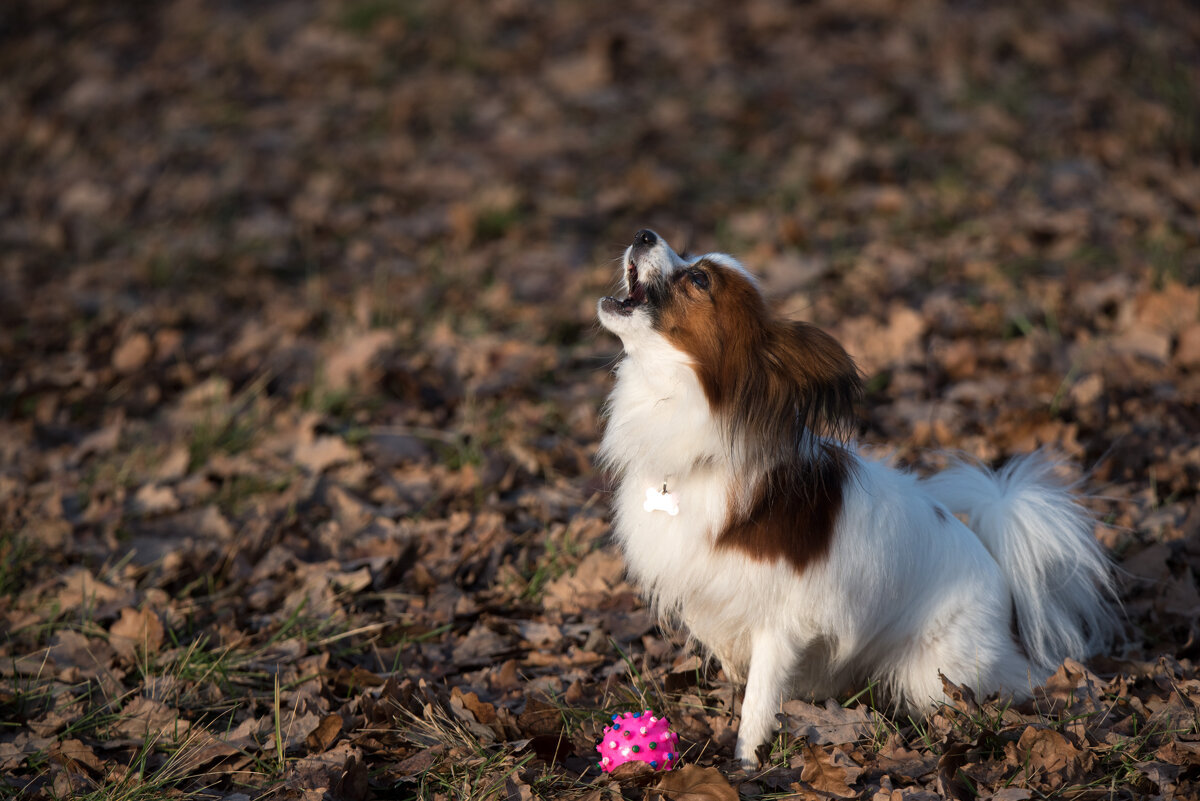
[{"x1": 596, "y1": 229, "x2": 1118, "y2": 768}]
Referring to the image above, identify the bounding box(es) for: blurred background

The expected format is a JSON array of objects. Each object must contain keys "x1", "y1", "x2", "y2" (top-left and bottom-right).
[{"x1": 2, "y1": 0, "x2": 1199, "y2": 797}]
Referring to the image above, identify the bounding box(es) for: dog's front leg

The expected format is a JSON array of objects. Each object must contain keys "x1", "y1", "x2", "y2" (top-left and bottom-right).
[{"x1": 734, "y1": 632, "x2": 795, "y2": 769}]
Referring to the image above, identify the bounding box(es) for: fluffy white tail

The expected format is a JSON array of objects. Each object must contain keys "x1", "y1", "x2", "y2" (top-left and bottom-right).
[{"x1": 922, "y1": 453, "x2": 1119, "y2": 672}]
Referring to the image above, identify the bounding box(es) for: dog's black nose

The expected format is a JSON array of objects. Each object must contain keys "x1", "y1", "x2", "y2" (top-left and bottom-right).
[{"x1": 633, "y1": 229, "x2": 657, "y2": 248}]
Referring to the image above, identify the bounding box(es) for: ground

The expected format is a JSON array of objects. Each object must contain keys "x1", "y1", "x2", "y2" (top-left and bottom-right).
[{"x1": 2, "y1": 0, "x2": 1199, "y2": 799}]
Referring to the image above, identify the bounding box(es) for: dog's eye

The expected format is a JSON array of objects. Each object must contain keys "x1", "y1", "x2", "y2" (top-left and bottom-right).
[{"x1": 688, "y1": 270, "x2": 710, "y2": 291}]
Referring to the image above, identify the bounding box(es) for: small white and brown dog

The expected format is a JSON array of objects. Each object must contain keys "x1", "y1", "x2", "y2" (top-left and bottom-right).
[{"x1": 597, "y1": 229, "x2": 1118, "y2": 768}]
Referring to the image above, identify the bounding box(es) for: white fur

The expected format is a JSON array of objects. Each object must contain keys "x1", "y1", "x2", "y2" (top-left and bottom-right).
[
  {"x1": 920, "y1": 457, "x2": 1119, "y2": 670},
  {"x1": 597, "y1": 234, "x2": 1119, "y2": 769}
]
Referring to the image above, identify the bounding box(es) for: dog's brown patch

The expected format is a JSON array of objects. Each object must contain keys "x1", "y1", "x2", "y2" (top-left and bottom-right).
[{"x1": 715, "y1": 443, "x2": 853, "y2": 572}]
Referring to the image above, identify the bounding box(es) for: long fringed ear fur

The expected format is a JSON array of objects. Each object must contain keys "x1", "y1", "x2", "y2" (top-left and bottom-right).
[
  {"x1": 726, "y1": 320, "x2": 862, "y2": 463},
  {"x1": 774, "y1": 321, "x2": 862, "y2": 440}
]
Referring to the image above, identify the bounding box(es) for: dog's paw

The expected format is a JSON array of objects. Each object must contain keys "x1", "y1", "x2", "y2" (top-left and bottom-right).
[{"x1": 734, "y1": 740, "x2": 762, "y2": 771}]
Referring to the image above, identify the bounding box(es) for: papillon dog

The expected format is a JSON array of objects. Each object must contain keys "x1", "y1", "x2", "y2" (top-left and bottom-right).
[{"x1": 597, "y1": 229, "x2": 1118, "y2": 768}]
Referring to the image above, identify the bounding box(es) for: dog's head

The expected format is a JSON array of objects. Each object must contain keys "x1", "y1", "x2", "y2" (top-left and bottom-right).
[
  {"x1": 597, "y1": 229, "x2": 761, "y2": 348},
  {"x1": 599, "y1": 229, "x2": 862, "y2": 454}
]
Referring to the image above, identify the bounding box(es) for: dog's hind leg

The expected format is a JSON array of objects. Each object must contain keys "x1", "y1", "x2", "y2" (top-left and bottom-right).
[{"x1": 893, "y1": 608, "x2": 1039, "y2": 712}]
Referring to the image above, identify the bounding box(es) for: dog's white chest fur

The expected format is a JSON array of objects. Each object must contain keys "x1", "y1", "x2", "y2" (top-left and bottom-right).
[
  {"x1": 599, "y1": 336, "x2": 723, "y2": 481},
  {"x1": 599, "y1": 335, "x2": 795, "y2": 678},
  {"x1": 599, "y1": 339, "x2": 725, "y2": 562}
]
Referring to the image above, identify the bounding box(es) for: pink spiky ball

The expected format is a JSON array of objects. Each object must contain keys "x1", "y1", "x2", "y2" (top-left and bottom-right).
[{"x1": 595, "y1": 710, "x2": 680, "y2": 772}]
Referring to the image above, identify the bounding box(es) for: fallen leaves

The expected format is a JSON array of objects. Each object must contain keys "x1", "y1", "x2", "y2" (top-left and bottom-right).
[
  {"x1": 652, "y1": 765, "x2": 739, "y2": 800},
  {"x1": 292, "y1": 433, "x2": 360, "y2": 476},
  {"x1": 111, "y1": 332, "x2": 154, "y2": 374},
  {"x1": 108, "y1": 606, "x2": 165, "y2": 663},
  {"x1": 2, "y1": 0, "x2": 1200, "y2": 799},
  {"x1": 109, "y1": 697, "x2": 191, "y2": 741},
  {"x1": 304, "y1": 714, "x2": 343, "y2": 754},
  {"x1": 799, "y1": 743, "x2": 864, "y2": 798},
  {"x1": 783, "y1": 698, "x2": 873, "y2": 746},
  {"x1": 1008, "y1": 727, "x2": 1087, "y2": 791}
]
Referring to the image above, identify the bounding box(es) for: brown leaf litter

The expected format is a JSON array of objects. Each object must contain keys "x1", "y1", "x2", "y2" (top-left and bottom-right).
[{"x1": 2, "y1": 0, "x2": 1200, "y2": 799}]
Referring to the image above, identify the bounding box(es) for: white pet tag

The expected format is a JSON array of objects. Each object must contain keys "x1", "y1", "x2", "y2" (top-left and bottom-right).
[{"x1": 644, "y1": 485, "x2": 680, "y2": 516}]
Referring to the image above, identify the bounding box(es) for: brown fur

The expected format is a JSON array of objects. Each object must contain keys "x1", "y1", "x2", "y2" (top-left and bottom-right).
[
  {"x1": 655, "y1": 259, "x2": 864, "y2": 572},
  {"x1": 715, "y1": 444, "x2": 854, "y2": 572}
]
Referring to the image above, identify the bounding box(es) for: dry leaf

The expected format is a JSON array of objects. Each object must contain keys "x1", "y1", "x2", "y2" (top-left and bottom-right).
[
  {"x1": 335, "y1": 753, "x2": 370, "y2": 801},
  {"x1": 305, "y1": 714, "x2": 343, "y2": 753},
  {"x1": 652, "y1": 765, "x2": 738, "y2": 800},
  {"x1": 541, "y1": 549, "x2": 626, "y2": 614},
  {"x1": 451, "y1": 623, "x2": 511, "y2": 666},
  {"x1": 939, "y1": 674, "x2": 980, "y2": 717},
  {"x1": 936, "y1": 741, "x2": 973, "y2": 801},
  {"x1": 293, "y1": 435, "x2": 358, "y2": 475},
  {"x1": 395, "y1": 746, "x2": 446, "y2": 780},
  {"x1": 799, "y1": 743, "x2": 863, "y2": 798},
  {"x1": 1040, "y1": 658, "x2": 1105, "y2": 710},
  {"x1": 1006, "y1": 727, "x2": 1084, "y2": 790},
  {"x1": 109, "y1": 607, "x2": 165, "y2": 662},
  {"x1": 875, "y1": 733, "x2": 938, "y2": 781},
  {"x1": 56, "y1": 568, "x2": 129, "y2": 612},
  {"x1": 324, "y1": 330, "x2": 394, "y2": 390},
  {"x1": 110, "y1": 697, "x2": 190, "y2": 741},
  {"x1": 47, "y1": 630, "x2": 116, "y2": 681},
  {"x1": 989, "y1": 789, "x2": 1033, "y2": 801},
  {"x1": 1136, "y1": 761, "x2": 1180, "y2": 796},
  {"x1": 129, "y1": 483, "x2": 180, "y2": 516},
  {"x1": 1161, "y1": 739, "x2": 1200, "y2": 767},
  {"x1": 48, "y1": 739, "x2": 104, "y2": 775},
  {"x1": 112, "y1": 332, "x2": 153, "y2": 373},
  {"x1": 783, "y1": 699, "x2": 870, "y2": 746}
]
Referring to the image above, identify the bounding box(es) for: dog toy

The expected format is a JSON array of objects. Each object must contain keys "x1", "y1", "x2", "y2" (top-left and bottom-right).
[{"x1": 596, "y1": 710, "x2": 680, "y2": 772}]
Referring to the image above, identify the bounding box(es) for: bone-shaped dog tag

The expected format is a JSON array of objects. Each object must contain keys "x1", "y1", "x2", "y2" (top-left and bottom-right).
[{"x1": 644, "y1": 486, "x2": 680, "y2": 516}]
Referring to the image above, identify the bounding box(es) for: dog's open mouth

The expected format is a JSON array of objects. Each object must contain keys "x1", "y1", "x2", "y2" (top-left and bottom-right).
[
  {"x1": 601, "y1": 261, "x2": 647, "y2": 316},
  {"x1": 625, "y1": 262, "x2": 647, "y2": 306}
]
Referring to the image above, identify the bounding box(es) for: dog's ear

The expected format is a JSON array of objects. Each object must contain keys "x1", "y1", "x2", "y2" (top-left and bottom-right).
[{"x1": 761, "y1": 321, "x2": 862, "y2": 442}]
